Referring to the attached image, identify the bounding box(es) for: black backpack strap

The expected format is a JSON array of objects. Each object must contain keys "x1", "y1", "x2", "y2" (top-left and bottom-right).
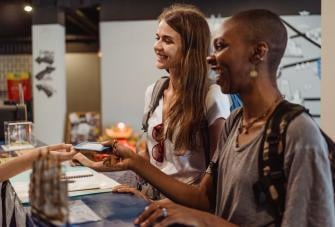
[
  {"x1": 142, "y1": 76, "x2": 169, "y2": 132},
  {"x1": 253, "y1": 100, "x2": 306, "y2": 225}
]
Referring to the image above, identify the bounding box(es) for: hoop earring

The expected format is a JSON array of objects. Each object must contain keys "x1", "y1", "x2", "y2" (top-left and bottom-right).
[{"x1": 250, "y1": 65, "x2": 258, "y2": 78}]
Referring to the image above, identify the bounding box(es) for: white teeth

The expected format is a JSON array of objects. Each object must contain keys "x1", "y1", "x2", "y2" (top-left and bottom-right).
[
  {"x1": 156, "y1": 52, "x2": 166, "y2": 57},
  {"x1": 157, "y1": 55, "x2": 167, "y2": 61},
  {"x1": 213, "y1": 68, "x2": 223, "y2": 75}
]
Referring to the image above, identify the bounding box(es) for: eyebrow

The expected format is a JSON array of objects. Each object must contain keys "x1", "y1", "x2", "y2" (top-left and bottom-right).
[{"x1": 156, "y1": 33, "x2": 174, "y2": 40}]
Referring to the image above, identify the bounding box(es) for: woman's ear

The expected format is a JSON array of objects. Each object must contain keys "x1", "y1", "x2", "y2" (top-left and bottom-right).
[{"x1": 249, "y1": 41, "x2": 269, "y2": 65}]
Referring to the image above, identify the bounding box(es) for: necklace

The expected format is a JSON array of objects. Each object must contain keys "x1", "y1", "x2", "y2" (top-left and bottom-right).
[{"x1": 235, "y1": 96, "x2": 283, "y2": 148}]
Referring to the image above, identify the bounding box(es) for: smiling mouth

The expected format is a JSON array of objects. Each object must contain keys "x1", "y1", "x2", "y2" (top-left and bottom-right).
[
  {"x1": 210, "y1": 65, "x2": 224, "y2": 76},
  {"x1": 157, "y1": 55, "x2": 167, "y2": 61},
  {"x1": 156, "y1": 52, "x2": 168, "y2": 61},
  {"x1": 210, "y1": 65, "x2": 227, "y2": 85}
]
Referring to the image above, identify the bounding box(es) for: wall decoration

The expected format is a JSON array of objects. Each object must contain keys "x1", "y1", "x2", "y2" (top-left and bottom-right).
[
  {"x1": 35, "y1": 53, "x2": 54, "y2": 65},
  {"x1": 66, "y1": 112, "x2": 101, "y2": 145},
  {"x1": 35, "y1": 50, "x2": 56, "y2": 98},
  {"x1": 32, "y1": 24, "x2": 66, "y2": 144},
  {"x1": 35, "y1": 66, "x2": 55, "y2": 80},
  {"x1": 36, "y1": 83, "x2": 56, "y2": 97}
]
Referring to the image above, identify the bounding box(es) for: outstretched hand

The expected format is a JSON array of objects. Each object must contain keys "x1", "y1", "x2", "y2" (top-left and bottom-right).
[
  {"x1": 100, "y1": 140, "x2": 136, "y2": 171},
  {"x1": 71, "y1": 140, "x2": 139, "y2": 172},
  {"x1": 43, "y1": 144, "x2": 77, "y2": 161}
]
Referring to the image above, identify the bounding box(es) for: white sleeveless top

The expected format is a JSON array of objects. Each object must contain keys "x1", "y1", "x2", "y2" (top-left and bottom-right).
[{"x1": 144, "y1": 83, "x2": 230, "y2": 184}]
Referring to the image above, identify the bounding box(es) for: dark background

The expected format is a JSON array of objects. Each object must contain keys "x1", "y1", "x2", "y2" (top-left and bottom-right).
[{"x1": 0, "y1": 0, "x2": 321, "y2": 54}]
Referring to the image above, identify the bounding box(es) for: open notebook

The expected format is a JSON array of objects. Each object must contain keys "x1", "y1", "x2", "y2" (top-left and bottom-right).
[{"x1": 10, "y1": 164, "x2": 120, "y2": 204}]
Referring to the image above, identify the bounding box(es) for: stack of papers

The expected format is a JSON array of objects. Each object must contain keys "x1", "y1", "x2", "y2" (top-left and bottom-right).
[{"x1": 10, "y1": 164, "x2": 120, "y2": 204}]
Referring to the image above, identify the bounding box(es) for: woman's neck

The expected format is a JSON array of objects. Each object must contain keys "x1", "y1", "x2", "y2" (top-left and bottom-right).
[
  {"x1": 167, "y1": 68, "x2": 178, "y2": 92},
  {"x1": 240, "y1": 81, "x2": 282, "y2": 121}
]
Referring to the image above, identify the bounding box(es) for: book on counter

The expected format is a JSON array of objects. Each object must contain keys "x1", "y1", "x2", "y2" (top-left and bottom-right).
[{"x1": 10, "y1": 163, "x2": 120, "y2": 204}]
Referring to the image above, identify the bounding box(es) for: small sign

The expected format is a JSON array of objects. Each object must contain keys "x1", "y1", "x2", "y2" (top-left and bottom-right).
[{"x1": 6, "y1": 72, "x2": 32, "y2": 101}]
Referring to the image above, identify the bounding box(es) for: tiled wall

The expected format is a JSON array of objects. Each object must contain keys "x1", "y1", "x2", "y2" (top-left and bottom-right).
[{"x1": 0, "y1": 55, "x2": 32, "y2": 104}]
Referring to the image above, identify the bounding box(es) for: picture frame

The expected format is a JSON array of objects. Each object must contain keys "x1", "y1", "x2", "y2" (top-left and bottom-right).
[{"x1": 65, "y1": 112, "x2": 101, "y2": 145}]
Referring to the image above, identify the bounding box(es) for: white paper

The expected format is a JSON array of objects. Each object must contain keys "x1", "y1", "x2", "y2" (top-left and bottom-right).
[
  {"x1": 68, "y1": 200, "x2": 101, "y2": 224},
  {"x1": 10, "y1": 165, "x2": 120, "y2": 203}
]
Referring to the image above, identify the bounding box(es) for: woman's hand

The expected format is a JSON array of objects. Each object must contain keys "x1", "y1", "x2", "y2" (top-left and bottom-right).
[
  {"x1": 112, "y1": 184, "x2": 149, "y2": 201},
  {"x1": 71, "y1": 152, "x2": 95, "y2": 168},
  {"x1": 100, "y1": 140, "x2": 139, "y2": 171},
  {"x1": 71, "y1": 152, "x2": 123, "y2": 172},
  {"x1": 71, "y1": 140, "x2": 139, "y2": 172},
  {"x1": 134, "y1": 200, "x2": 204, "y2": 227},
  {"x1": 41, "y1": 144, "x2": 77, "y2": 161},
  {"x1": 0, "y1": 143, "x2": 77, "y2": 182},
  {"x1": 134, "y1": 200, "x2": 236, "y2": 227}
]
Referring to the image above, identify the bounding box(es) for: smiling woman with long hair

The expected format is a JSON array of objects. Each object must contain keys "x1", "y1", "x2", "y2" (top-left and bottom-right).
[
  {"x1": 72, "y1": 4, "x2": 230, "y2": 199},
  {"x1": 156, "y1": 4, "x2": 213, "y2": 153},
  {"x1": 134, "y1": 4, "x2": 230, "y2": 194}
]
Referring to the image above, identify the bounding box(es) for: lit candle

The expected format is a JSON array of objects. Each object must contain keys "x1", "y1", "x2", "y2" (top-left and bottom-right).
[{"x1": 117, "y1": 122, "x2": 126, "y2": 131}]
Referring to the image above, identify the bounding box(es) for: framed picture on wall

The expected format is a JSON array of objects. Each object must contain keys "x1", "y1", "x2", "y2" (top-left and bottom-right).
[{"x1": 65, "y1": 112, "x2": 101, "y2": 145}]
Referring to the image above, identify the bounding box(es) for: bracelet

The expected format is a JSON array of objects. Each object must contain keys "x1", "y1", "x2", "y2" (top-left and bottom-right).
[{"x1": 111, "y1": 139, "x2": 119, "y2": 151}]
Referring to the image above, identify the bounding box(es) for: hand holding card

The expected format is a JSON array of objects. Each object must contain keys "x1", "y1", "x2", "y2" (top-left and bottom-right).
[{"x1": 74, "y1": 142, "x2": 111, "y2": 152}]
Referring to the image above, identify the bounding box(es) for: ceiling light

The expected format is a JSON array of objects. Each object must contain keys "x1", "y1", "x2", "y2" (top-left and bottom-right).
[{"x1": 24, "y1": 5, "x2": 33, "y2": 13}]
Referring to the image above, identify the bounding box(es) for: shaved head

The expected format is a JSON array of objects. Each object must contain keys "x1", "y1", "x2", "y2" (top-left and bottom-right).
[{"x1": 230, "y1": 9, "x2": 288, "y2": 74}]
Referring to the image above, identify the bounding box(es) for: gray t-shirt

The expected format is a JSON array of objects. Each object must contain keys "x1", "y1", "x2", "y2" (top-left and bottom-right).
[{"x1": 209, "y1": 109, "x2": 335, "y2": 227}]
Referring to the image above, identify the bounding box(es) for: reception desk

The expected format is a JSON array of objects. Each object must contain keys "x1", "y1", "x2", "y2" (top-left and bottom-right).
[
  {"x1": 0, "y1": 141, "x2": 148, "y2": 226},
  {"x1": 7, "y1": 171, "x2": 147, "y2": 226},
  {"x1": 70, "y1": 171, "x2": 148, "y2": 226},
  {"x1": 1, "y1": 180, "x2": 148, "y2": 226},
  {"x1": 71, "y1": 192, "x2": 148, "y2": 227}
]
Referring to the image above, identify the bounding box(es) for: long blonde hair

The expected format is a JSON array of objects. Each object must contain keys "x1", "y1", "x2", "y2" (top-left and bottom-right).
[{"x1": 158, "y1": 4, "x2": 210, "y2": 154}]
